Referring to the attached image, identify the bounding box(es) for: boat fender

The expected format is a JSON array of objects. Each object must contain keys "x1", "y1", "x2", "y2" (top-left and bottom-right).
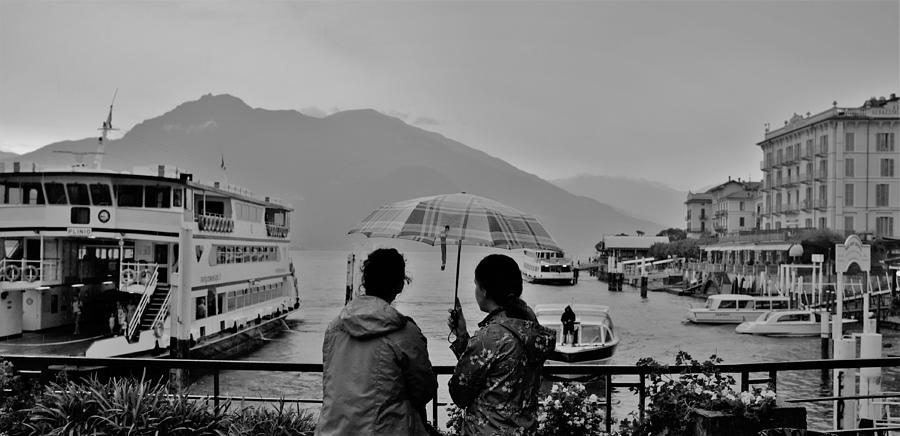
[
  {"x1": 23, "y1": 265, "x2": 39, "y2": 282},
  {"x1": 2, "y1": 265, "x2": 20, "y2": 282},
  {"x1": 121, "y1": 269, "x2": 136, "y2": 285}
]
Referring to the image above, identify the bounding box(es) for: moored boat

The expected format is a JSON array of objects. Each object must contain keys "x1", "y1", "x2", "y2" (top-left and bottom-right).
[
  {"x1": 535, "y1": 304, "x2": 618, "y2": 364},
  {"x1": 0, "y1": 105, "x2": 300, "y2": 359},
  {"x1": 686, "y1": 294, "x2": 789, "y2": 324},
  {"x1": 735, "y1": 310, "x2": 856, "y2": 336},
  {"x1": 522, "y1": 248, "x2": 575, "y2": 285}
]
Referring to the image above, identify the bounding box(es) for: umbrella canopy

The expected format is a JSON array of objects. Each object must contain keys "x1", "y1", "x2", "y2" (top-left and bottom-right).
[{"x1": 348, "y1": 192, "x2": 562, "y2": 252}]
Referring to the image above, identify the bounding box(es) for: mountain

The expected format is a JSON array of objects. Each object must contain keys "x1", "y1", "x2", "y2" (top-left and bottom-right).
[
  {"x1": 14, "y1": 93, "x2": 663, "y2": 257},
  {"x1": 0, "y1": 150, "x2": 19, "y2": 161},
  {"x1": 551, "y1": 174, "x2": 686, "y2": 229}
]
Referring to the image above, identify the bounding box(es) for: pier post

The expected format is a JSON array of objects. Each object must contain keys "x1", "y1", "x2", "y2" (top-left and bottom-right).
[
  {"x1": 820, "y1": 311, "x2": 830, "y2": 383},
  {"x1": 170, "y1": 228, "x2": 193, "y2": 390},
  {"x1": 858, "y1": 332, "x2": 883, "y2": 423},
  {"x1": 640, "y1": 276, "x2": 648, "y2": 298}
]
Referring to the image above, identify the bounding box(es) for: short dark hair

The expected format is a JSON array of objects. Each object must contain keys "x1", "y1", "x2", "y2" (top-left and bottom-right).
[{"x1": 361, "y1": 248, "x2": 411, "y2": 302}]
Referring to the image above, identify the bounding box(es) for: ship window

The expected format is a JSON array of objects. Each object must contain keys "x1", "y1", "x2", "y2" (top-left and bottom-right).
[
  {"x1": 718, "y1": 300, "x2": 737, "y2": 309},
  {"x1": 116, "y1": 185, "x2": 143, "y2": 207},
  {"x1": 195, "y1": 296, "x2": 207, "y2": 320},
  {"x1": 173, "y1": 188, "x2": 183, "y2": 208},
  {"x1": 144, "y1": 186, "x2": 171, "y2": 208},
  {"x1": 45, "y1": 183, "x2": 68, "y2": 205},
  {"x1": 66, "y1": 183, "x2": 90, "y2": 205},
  {"x1": 70, "y1": 207, "x2": 90, "y2": 224},
  {"x1": 89, "y1": 184, "x2": 113, "y2": 206},
  {"x1": 737, "y1": 300, "x2": 752, "y2": 309}
]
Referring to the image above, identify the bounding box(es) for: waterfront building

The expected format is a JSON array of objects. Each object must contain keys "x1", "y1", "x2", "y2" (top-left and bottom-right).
[
  {"x1": 685, "y1": 178, "x2": 760, "y2": 238},
  {"x1": 757, "y1": 94, "x2": 899, "y2": 236}
]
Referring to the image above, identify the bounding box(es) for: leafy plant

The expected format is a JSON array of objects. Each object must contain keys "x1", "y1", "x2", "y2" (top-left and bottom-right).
[
  {"x1": 445, "y1": 381, "x2": 606, "y2": 436},
  {"x1": 0, "y1": 359, "x2": 40, "y2": 436},
  {"x1": 618, "y1": 352, "x2": 776, "y2": 436},
  {"x1": 229, "y1": 401, "x2": 317, "y2": 435}
]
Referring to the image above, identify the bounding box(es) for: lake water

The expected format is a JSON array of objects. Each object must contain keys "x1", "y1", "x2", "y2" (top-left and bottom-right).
[{"x1": 193, "y1": 247, "x2": 900, "y2": 429}]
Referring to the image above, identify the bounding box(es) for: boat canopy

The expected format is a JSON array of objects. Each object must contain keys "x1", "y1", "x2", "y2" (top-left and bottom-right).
[
  {"x1": 619, "y1": 257, "x2": 654, "y2": 265},
  {"x1": 703, "y1": 243, "x2": 792, "y2": 252}
]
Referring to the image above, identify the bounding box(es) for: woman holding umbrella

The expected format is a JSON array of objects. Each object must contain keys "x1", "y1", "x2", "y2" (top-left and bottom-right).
[
  {"x1": 317, "y1": 248, "x2": 437, "y2": 435},
  {"x1": 447, "y1": 254, "x2": 556, "y2": 435}
]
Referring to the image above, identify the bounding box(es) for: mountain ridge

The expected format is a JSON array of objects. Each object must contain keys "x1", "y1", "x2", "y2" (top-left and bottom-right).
[{"x1": 7, "y1": 93, "x2": 664, "y2": 257}]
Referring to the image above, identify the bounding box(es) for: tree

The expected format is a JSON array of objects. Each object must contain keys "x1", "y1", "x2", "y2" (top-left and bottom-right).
[
  {"x1": 636, "y1": 230, "x2": 645, "y2": 236},
  {"x1": 656, "y1": 228, "x2": 687, "y2": 242}
]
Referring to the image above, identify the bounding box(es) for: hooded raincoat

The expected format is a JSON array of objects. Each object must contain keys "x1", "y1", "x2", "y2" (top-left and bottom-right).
[
  {"x1": 317, "y1": 295, "x2": 437, "y2": 436},
  {"x1": 449, "y1": 308, "x2": 556, "y2": 436}
]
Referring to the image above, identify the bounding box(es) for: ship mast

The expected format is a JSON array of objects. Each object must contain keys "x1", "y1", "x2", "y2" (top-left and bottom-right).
[{"x1": 94, "y1": 89, "x2": 119, "y2": 169}]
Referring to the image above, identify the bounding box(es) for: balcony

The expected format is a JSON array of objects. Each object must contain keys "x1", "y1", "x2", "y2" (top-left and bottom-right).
[
  {"x1": 783, "y1": 174, "x2": 798, "y2": 188},
  {"x1": 814, "y1": 199, "x2": 827, "y2": 210},
  {"x1": 800, "y1": 152, "x2": 812, "y2": 161},
  {"x1": 782, "y1": 203, "x2": 799, "y2": 215},
  {"x1": 760, "y1": 160, "x2": 769, "y2": 172},
  {"x1": 266, "y1": 223, "x2": 289, "y2": 238},
  {"x1": 196, "y1": 213, "x2": 234, "y2": 233},
  {"x1": 815, "y1": 146, "x2": 828, "y2": 157},
  {"x1": 0, "y1": 259, "x2": 62, "y2": 289},
  {"x1": 800, "y1": 199, "x2": 811, "y2": 211},
  {"x1": 814, "y1": 170, "x2": 827, "y2": 182}
]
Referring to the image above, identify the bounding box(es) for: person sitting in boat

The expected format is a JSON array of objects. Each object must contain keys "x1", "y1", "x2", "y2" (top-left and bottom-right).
[{"x1": 561, "y1": 305, "x2": 577, "y2": 345}]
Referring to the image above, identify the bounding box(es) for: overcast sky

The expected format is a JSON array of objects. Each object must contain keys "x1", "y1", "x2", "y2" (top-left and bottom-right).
[{"x1": 1, "y1": 1, "x2": 897, "y2": 190}]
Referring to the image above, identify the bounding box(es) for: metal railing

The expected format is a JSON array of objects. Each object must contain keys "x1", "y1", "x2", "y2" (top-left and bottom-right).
[
  {"x1": 125, "y1": 267, "x2": 159, "y2": 341},
  {"x1": 196, "y1": 213, "x2": 234, "y2": 233},
  {"x1": 3, "y1": 355, "x2": 900, "y2": 434},
  {"x1": 0, "y1": 259, "x2": 60, "y2": 283}
]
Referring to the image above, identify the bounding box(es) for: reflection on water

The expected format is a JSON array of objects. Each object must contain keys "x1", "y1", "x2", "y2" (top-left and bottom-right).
[{"x1": 193, "y1": 248, "x2": 900, "y2": 428}]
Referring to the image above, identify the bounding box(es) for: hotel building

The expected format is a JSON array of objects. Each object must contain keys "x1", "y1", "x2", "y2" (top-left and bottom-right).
[
  {"x1": 757, "y1": 95, "x2": 899, "y2": 237},
  {"x1": 686, "y1": 178, "x2": 760, "y2": 238}
]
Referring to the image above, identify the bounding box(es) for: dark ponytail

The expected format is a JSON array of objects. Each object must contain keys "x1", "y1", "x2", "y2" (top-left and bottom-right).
[{"x1": 475, "y1": 254, "x2": 535, "y2": 322}]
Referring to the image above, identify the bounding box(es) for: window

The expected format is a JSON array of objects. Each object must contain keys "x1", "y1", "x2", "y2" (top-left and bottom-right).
[
  {"x1": 700, "y1": 209, "x2": 706, "y2": 219},
  {"x1": 144, "y1": 186, "x2": 171, "y2": 208},
  {"x1": 195, "y1": 296, "x2": 207, "y2": 320},
  {"x1": 805, "y1": 218, "x2": 813, "y2": 228},
  {"x1": 820, "y1": 135, "x2": 828, "y2": 153},
  {"x1": 44, "y1": 182, "x2": 67, "y2": 205},
  {"x1": 0, "y1": 181, "x2": 45, "y2": 205},
  {"x1": 818, "y1": 185, "x2": 827, "y2": 205},
  {"x1": 877, "y1": 133, "x2": 895, "y2": 151},
  {"x1": 845, "y1": 159, "x2": 854, "y2": 177},
  {"x1": 718, "y1": 300, "x2": 736, "y2": 309},
  {"x1": 877, "y1": 217, "x2": 894, "y2": 237},
  {"x1": 65, "y1": 183, "x2": 90, "y2": 205},
  {"x1": 776, "y1": 149, "x2": 783, "y2": 164},
  {"x1": 844, "y1": 184, "x2": 854, "y2": 207},
  {"x1": 739, "y1": 201, "x2": 745, "y2": 211},
  {"x1": 881, "y1": 159, "x2": 895, "y2": 177},
  {"x1": 844, "y1": 216, "x2": 854, "y2": 232},
  {"x1": 819, "y1": 160, "x2": 827, "y2": 178},
  {"x1": 876, "y1": 184, "x2": 889, "y2": 207},
  {"x1": 775, "y1": 221, "x2": 781, "y2": 229},
  {"x1": 845, "y1": 132, "x2": 855, "y2": 152},
  {"x1": 173, "y1": 188, "x2": 183, "y2": 208},
  {"x1": 806, "y1": 139, "x2": 813, "y2": 156},
  {"x1": 819, "y1": 217, "x2": 826, "y2": 229},
  {"x1": 70, "y1": 207, "x2": 90, "y2": 224},
  {"x1": 739, "y1": 217, "x2": 745, "y2": 227},
  {"x1": 89, "y1": 184, "x2": 112, "y2": 206},
  {"x1": 116, "y1": 185, "x2": 143, "y2": 207}
]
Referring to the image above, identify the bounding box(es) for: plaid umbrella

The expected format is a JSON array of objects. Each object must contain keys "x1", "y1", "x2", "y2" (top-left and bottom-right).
[{"x1": 349, "y1": 192, "x2": 562, "y2": 306}]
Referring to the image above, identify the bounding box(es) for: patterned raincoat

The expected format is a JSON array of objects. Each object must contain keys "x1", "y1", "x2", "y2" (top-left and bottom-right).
[
  {"x1": 449, "y1": 308, "x2": 556, "y2": 436},
  {"x1": 317, "y1": 295, "x2": 437, "y2": 435}
]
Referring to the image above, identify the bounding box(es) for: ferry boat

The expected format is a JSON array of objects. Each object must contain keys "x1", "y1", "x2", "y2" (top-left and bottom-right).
[
  {"x1": 0, "y1": 109, "x2": 300, "y2": 359},
  {"x1": 535, "y1": 304, "x2": 618, "y2": 364},
  {"x1": 686, "y1": 294, "x2": 789, "y2": 324},
  {"x1": 521, "y1": 248, "x2": 575, "y2": 285},
  {"x1": 735, "y1": 310, "x2": 856, "y2": 336}
]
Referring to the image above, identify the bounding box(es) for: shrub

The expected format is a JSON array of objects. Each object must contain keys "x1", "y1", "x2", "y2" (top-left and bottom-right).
[
  {"x1": 618, "y1": 352, "x2": 776, "y2": 436},
  {"x1": 0, "y1": 360, "x2": 40, "y2": 436},
  {"x1": 229, "y1": 402, "x2": 318, "y2": 435},
  {"x1": 445, "y1": 381, "x2": 606, "y2": 436}
]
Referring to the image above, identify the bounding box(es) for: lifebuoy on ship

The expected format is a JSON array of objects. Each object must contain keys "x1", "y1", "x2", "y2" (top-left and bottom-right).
[
  {"x1": 2, "y1": 265, "x2": 20, "y2": 282},
  {"x1": 121, "y1": 269, "x2": 136, "y2": 285},
  {"x1": 23, "y1": 265, "x2": 39, "y2": 282}
]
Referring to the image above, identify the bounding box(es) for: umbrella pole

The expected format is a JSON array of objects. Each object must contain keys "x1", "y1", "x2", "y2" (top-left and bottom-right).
[{"x1": 453, "y1": 240, "x2": 462, "y2": 303}]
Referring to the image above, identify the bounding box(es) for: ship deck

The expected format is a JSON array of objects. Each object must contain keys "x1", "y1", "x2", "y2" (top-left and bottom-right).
[{"x1": 0, "y1": 323, "x2": 113, "y2": 357}]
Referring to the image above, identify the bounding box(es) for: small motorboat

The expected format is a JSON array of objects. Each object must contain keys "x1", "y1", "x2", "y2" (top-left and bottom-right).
[
  {"x1": 535, "y1": 304, "x2": 618, "y2": 364},
  {"x1": 735, "y1": 310, "x2": 857, "y2": 336},
  {"x1": 687, "y1": 294, "x2": 790, "y2": 324}
]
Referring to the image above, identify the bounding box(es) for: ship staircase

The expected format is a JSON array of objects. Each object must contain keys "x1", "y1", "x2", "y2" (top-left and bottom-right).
[{"x1": 120, "y1": 264, "x2": 172, "y2": 343}]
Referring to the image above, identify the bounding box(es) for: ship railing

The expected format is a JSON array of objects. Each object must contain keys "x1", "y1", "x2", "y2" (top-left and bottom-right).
[
  {"x1": 125, "y1": 267, "x2": 159, "y2": 342},
  {"x1": 3, "y1": 355, "x2": 900, "y2": 435},
  {"x1": 120, "y1": 262, "x2": 159, "y2": 290},
  {"x1": 150, "y1": 287, "x2": 173, "y2": 333},
  {"x1": 0, "y1": 259, "x2": 60, "y2": 284},
  {"x1": 265, "y1": 223, "x2": 289, "y2": 238},
  {"x1": 196, "y1": 212, "x2": 234, "y2": 233}
]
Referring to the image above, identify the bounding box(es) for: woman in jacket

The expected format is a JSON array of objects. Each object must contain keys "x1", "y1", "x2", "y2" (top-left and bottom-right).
[
  {"x1": 317, "y1": 248, "x2": 437, "y2": 435},
  {"x1": 447, "y1": 254, "x2": 556, "y2": 435}
]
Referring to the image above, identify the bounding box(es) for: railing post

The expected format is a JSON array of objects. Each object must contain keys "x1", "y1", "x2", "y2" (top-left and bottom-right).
[
  {"x1": 606, "y1": 373, "x2": 612, "y2": 434},
  {"x1": 432, "y1": 385, "x2": 439, "y2": 429},
  {"x1": 213, "y1": 369, "x2": 220, "y2": 413},
  {"x1": 741, "y1": 372, "x2": 749, "y2": 392},
  {"x1": 638, "y1": 373, "x2": 646, "y2": 423},
  {"x1": 768, "y1": 370, "x2": 777, "y2": 392}
]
